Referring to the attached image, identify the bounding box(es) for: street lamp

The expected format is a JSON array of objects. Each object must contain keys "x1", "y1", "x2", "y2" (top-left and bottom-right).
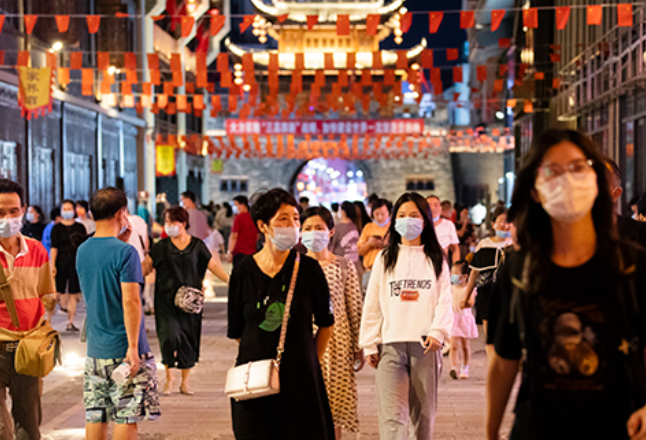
[{"x1": 51, "y1": 41, "x2": 63, "y2": 52}]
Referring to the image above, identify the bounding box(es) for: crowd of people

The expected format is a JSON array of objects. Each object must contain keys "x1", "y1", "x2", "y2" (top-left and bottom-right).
[{"x1": 3, "y1": 128, "x2": 646, "y2": 440}]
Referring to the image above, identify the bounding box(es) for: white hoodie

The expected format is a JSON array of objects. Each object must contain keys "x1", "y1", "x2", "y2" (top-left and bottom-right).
[{"x1": 359, "y1": 245, "x2": 453, "y2": 356}]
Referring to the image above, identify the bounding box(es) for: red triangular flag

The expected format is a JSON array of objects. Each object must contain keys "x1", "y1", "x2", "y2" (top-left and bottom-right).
[
  {"x1": 210, "y1": 15, "x2": 225, "y2": 36},
  {"x1": 556, "y1": 7, "x2": 571, "y2": 30},
  {"x1": 147, "y1": 53, "x2": 159, "y2": 71},
  {"x1": 453, "y1": 66, "x2": 463, "y2": 83},
  {"x1": 337, "y1": 15, "x2": 350, "y2": 36},
  {"x1": 0, "y1": 16, "x2": 5, "y2": 35},
  {"x1": 618, "y1": 4, "x2": 633, "y2": 27},
  {"x1": 429, "y1": 12, "x2": 443, "y2": 33},
  {"x1": 240, "y1": 15, "x2": 255, "y2": 33},
  {"x1": 24, "y1": 15, "x2": 37, "y2": 35},
  {"x1": 372, "y1": 52, "x2": 383, "y2": 69},
  {"x1": 277, "y1": 14, "x2": 289, "y2": 23},
  {"x1": 394, "y1": 12, "x2": 409, "y2": 34},
  {"x1": 97, "y1": 52, "x2": 110, "y2": 71},
  {"x1": 524, "y1": 100, "x2": 533, "y2": 113},
  {"x1": 124, "y1": 52, "x2": 137, "y2": 71},
  {"x1": 550, "y1": 53, "x2": 562, "y2": 62},
  {"x1": 70, "y1": 52, "x2": 83, "y2": 70},
  {"x1": 366, "y1": 14, "x2": 380, "y2": 36},
  {"x1": 55, "y1": 15, "x2": 69, "y2": 33},
  {"x1": 587, "y1": 5, "x2": 602, "y2": 25},
  {"x1": 477, "y1": 65, "x2": 487, "y2": 82},
  {"x1": 181, "y1": 16, "x2": 195, "y2": 38},
  {"x1": 552, "y1": 78, "x2": 561, "y2": 89},
  {"x1": 421, "y1": 49, "x2": 433, "y2": 68},
  {"x1": 523, "y1": 8, "x2": 538, "y2": 29},
  {"x1": 499, "y1": 38, "x2": 511, "y2": 48},
  {"x1": 307, "y1": 15, "x2": 318, "y2": 30},
  {"x1": 446, "y1": 49, "x2": 458, "y2": 61},
  {"x1": 86, "y1": 15, "x2": 101, "y2": 34},
  {"x1": 493, "y1": 79, "x2": 503, "y2": 92},
  {"x1": 534, "y1": 72, "x2": 544, "y2": 80},
  {"x1": 460, "y1": 11, "x2": 475, "y2": 29},
  {"x1": 491, "y1": 10, "x2": 505, "y2": 32}
]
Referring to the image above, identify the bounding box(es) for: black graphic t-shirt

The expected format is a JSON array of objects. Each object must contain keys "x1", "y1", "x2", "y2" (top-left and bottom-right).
[{"x1": 491, "y1": 251, "x2": 646, "y2": 440}]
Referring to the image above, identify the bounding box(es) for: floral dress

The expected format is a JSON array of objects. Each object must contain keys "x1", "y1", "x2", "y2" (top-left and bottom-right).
[{"x1": 320, "y1": 257, "x2": 363, "y2": 433}]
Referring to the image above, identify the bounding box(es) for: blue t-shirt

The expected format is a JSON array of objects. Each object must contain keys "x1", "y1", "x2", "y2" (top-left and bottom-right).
[
  {"x1": 42, "y1": 221, "x2": 54, "y2": 255},
  {"x1": 76, "y1": 237, "x2": 150, "y2": 359}
]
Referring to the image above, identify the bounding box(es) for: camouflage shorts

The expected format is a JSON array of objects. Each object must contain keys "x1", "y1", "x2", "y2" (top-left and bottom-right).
[{"x1": 84, "y1": 353, "x2": 161, "y2": 425}]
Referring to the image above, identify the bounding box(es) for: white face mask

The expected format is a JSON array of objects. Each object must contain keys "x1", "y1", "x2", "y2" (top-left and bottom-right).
[
  {"x1": 165, "y1": 225, "x2": 180, "y2": 237},
  {"x1": 0, "y1": 215, "x2": 23, "y2": 238},
  {"x1": 61, "y1": 210, "x2": 75, "y2": 220},
  {"x1": 232, "y1": 204, "x2": 239, "y2": 215},
  {"x1": 269, "y1": 226, "x2": 299, "y2": 251},
  {"x1": 395, "y1": 217, "x2": 424, "y2": 241},
  {"x1": 535, "y1": 171, "x2": 598, "y2": 223},
  {"x1": 301, "y1": 231, "x2": 330, "y2": 253}
]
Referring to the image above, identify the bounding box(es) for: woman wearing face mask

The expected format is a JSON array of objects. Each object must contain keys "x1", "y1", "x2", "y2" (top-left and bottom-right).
[
  {"x1": 359, "y1": 192, "x2": 452, "y2": 440},
  {"x1": 50, "y1": 199, "x2": 87, "y2": 331},
  {"x1": 358, "y1": 198, "x2": 392, "y2": 294},
  {"x1": 301, "y1": 206, "x2": 363, "y2": 440},
  {"x1": 142, "y1": 206, "x2": 229, "y2": 395},
  {"x1": 228, "y1": 189, "x2": 335, "y2": 440},
  {"x1": 461, "y1": 207, "x2": 512, "y2": 346},
  {"x1": 486, "y1": 130, "x2": 646, "y2": 440},
  {"x1": 21, "y1": 205, "x2": 46, "y2": 241}
]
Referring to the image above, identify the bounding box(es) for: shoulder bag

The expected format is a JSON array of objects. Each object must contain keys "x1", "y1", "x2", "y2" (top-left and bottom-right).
[
  {"x1": 0, "y1": 262, "x2": 61, "y2": 377},
  {"x1": 163, "y1": 240, "x2": 205, "y2": 314},
  {"x1": 225, "y1": 253, "x2": 300, "y2": 401}
]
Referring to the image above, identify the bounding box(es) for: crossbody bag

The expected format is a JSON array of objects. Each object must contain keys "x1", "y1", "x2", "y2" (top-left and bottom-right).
[
  {"x1": 163, "y1": 241, "x2": 205, "y2": 314},
  {"x1": 0, "y1": 262, "x2": 61, "y2": 377},
  {"x1": 225, "y1": 253, "x2": 300, "y2": 401}
]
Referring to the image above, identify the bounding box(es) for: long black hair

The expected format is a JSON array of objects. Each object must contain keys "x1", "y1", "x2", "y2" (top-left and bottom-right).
[
  {"x1": 382, "y1": 192, "x2": 445, "y2": 277},
  {"x1": 511, "y1": 129, "x2": 619, "y2": 292}
]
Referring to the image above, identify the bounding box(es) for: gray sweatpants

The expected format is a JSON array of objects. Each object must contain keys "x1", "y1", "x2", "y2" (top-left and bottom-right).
[{"x1": 375, "y1": 342, "x2": 442, "y2": 440}]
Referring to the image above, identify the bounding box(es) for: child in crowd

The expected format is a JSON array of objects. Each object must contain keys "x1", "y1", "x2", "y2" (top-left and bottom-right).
[{"x1": 450, "y1": 260, "x2": 478, "y2": 379}]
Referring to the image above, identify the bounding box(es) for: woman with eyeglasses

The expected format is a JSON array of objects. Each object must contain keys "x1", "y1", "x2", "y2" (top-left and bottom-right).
[
  {"x1": 360, "y1": 192, "x2": 452, "y2": 440},
  {"x1": 486, "y1": 130, "x2": 646, "y2": 440}
]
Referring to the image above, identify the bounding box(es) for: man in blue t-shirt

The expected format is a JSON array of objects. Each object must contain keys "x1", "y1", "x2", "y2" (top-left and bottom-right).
[{"x1": 76, "y1": 187, "x2": 160, "y2": 438}]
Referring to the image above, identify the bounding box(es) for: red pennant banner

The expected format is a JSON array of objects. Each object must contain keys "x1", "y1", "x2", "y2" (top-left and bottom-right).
[
  {"x1": 460, "y1": 11, "x2": 474, "y2": 29},
  {"x1": 324, "y1": 53, "x2": 334, "y2": 70},
  {"x1": 86, "y1": 15, "x2": 101, "y2": 34},
  {"x1": 429, "y1": 12, "x2": 443, "y2": 33},
  {"x1": 24, "y1": 15, "x2": 37, "y2": 35},
  {"x1": 535, "y1": 72, "x2": 544, "y2": 80},
  {"x1": 70, "y1": 52, "x2": 83, "y2": 70},
  {"x1": 124, "y1": 52, "x2": 137, "y2": 71},
  {"x1": 97, "y1": 52, "x2": 110, "y2": 71},
  {"x1": 147, "y1": 53, "x2": 159, "y2": 71},
  {"x1": 347, "y1": 52, "x2": 356, "y2": 69},
  {"x1": 477, "y1": 65, "x2": 487, "y2": 82},
  {"x1": 366, "y1": 14, "x2": 380, "y2": 35},
  {"x1": 58, "y1": 67, "x2": 70, "y2": 86},
  {"x1": 170, "y1": 53, "x2": 182, "y2": 72},
  {"x1": 587, "y1": 5, "x2": 602, "y2": 25},
  {"x1": 337, "y1": 15, "x2": 350, "y2": 36},
  {"x1": 396, "y1": 51, "x2": 407, "y2": 69},
  {"x1": 81, "y1": 69, "x2": 94, "y2": 96},
  {"x1": 523, "y1": 8, "x2": 538, "y2": 29},
  {"x1": 446, "y1": 49, "x2": 458, "y2": 61},
  {"x1": 17, "y1": 51, "x2": 29, "y2": 67},
  {"x1": 55, "y1": 15, "x2": 69, "y2": 33},
  {"x1": 384, "y1": 70, "x2": 394, "y2": 86},
  {"x1": 507, "y1": 99, "x2": 517, "y2": 108},
  {"x1": 550, "y1": 53, "x2": 561, "y2": 62},
  {"x1": 307, "y1": 15, "x2": 319, "y2": 30},
  {"x1": 553, "y1": 78, "x2": 561, "y2": 89},
  {"x1": 240, "y1": 15, "x2": 255, "y2": 33},
  {"x1": 430, "y1": 68, "x2": 441, "y2": 83},
  {"x1": 372, "y1": 52, "x2": 383, "y2": 69},
  {"x1": 499, "y1": 64, "x2": 508, "y2": 76},
  {"x1": 401, "y1": 12, "x2": 413, "y2": 33},
  {"x1": 421, "y1": 49, "x2": 433, "y2": 68},
  {"x1": 217, "y1": 52, "x2": 229, "y2": 72},
  {"x1": 618, "y1": 4, "x2": 633, "y2": 27},
  {"x1": 0, "y1": 16, "x2": 5, "y2": 35},
  {"x1": 181, "y1": 16, "x2": 195, "y2": 38},
  {"x1": 210, "y1": 14, "x2": 226, "y2": 36},
  {"x1": 277, "y1": 14, "x2": 289, "y2": 23},
  {"x1": 555, "y1": 7, "x2": 571, "y2": 30},
  {"x1": 491, "y1": 10, "x2": 505, "y2": 32},
  {"x1": 295, "y1": 53, "x2": 304, "y2": 71},
  {"x1": 524, "y1": 100, "x2": 533, "y2": 113},
  {"x1": 453, "y1": 66, "x2": 463, "y2": 83}
]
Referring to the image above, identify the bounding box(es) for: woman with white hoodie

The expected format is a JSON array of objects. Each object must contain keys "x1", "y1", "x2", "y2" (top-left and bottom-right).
[{"x1": 360, "y1": 192, "x2": 453, "y2": 440}]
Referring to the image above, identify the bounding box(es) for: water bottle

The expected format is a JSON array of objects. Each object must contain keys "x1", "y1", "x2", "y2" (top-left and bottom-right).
[{"x1": 111, "y1": 362, "x2": 131, "y2": 385}]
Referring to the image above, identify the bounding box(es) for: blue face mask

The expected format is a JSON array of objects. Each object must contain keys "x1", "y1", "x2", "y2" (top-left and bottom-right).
[
  {"x1": 395, "y1": 217, "x2": 424, "y2": 241},
  {"x1": 450, "y1": 274, "x2": 462, "y2": 285},
  {"x1": 374, "y1": 218, "x2": 390, "y2": 228},
  {"x1": 432, "y1": 216, "x2": 440, "y2": 223},
  {"x1": 61, "y1": 210, "x2": 75, "y2": 220},
  {"x1": 26, "y1": 213, "x2": 35, "y2": 223},
  {"x1": 270, "y1": 227, "x2": 299, "y2": 251},
  {"x1": 496, "y1": 230, "x2": 511, "y2": 239},
  {"x1": 301, "y1": 231, "x2": 329, "y2": 253}
]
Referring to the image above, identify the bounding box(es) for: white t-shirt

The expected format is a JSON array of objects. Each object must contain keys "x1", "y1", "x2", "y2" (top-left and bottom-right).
[
  {"x1": 434, "y1": 219, "x2": 459, "y2": 250},
  {"x1": 127, "y1": 214, "x2": 149, "y2": 263}
]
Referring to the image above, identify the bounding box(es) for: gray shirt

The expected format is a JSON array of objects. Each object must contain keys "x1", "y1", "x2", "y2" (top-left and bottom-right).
[{"x1": 187, "y1": 208, "x2": 210, "y2": 240}]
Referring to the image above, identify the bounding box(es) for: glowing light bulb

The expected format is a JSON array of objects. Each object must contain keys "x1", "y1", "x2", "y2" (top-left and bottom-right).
[
  {"x1": 52, "y1": 41, "x2": 63, "y2": 52},
  {"x1": 234, "y1": 63, "x2": 242, "y2": 71},
  {"x1": 242, "y1": 84, "x2": 251, "y2": 92},
  {"x1": 234, "y1": 77, "x2": 243, "y2": 85},
  {"x1": 395, "y1": 36, "x2": 403, "y2": 44},
  {"x1": 394, "y1": 28, "x2": 403, "y2": 37}
]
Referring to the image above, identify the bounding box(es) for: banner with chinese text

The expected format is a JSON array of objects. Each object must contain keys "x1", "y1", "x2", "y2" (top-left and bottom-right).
[
  {"x1": 17, "y1": 67, "x2": 53, "y2": 120},
  {"x1": 225, "y1": 119, "x2": 424, "y2": 136},
  {"x1": 156, "y1": 145, "x2": 176, "y2": 177}
]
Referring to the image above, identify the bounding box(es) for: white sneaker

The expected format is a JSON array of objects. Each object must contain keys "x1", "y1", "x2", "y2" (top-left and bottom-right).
[{"x1": 460, "y1": 366, "x2": 469, "y2": 379}]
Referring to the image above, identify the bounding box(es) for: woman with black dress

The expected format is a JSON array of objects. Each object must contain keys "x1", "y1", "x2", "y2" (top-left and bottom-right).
[
  {"x1": 142, "y1": 206, "x2": 229, "y2": 395},
  {"x1": 227, "y1": 188, "x2": 335, "y2": 440},
  {"x1": 21, "y1": 205, "x2": 46, "y2": 241},
  {"x1": 51, "y1": 200, "x2": 87, "y2": 331}
]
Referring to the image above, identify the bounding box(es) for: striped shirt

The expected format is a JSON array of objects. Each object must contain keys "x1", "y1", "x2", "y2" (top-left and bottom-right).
[{"x1": 0, "y1": 234, "x2": 56, "y2": 338}]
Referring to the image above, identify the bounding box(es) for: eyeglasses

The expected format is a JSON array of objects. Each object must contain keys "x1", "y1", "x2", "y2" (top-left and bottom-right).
[{"x1": 537, "y1": 159, "x2": 594, "y2": 180}]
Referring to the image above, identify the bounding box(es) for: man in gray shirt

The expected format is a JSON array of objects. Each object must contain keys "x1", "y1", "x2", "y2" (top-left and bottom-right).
[{"x1": 180, "y1": 191, "x2": 209, "y2": 240}]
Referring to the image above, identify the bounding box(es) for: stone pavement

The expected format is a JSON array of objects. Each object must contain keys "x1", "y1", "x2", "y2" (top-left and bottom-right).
[{"x1": 39, "y1": 294, "x2": 516, "y2": 440}]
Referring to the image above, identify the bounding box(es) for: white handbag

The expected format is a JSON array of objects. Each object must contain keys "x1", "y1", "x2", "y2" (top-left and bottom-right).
[{"x1": 225, "y1": 253, "x2": 300, "y2": 401}]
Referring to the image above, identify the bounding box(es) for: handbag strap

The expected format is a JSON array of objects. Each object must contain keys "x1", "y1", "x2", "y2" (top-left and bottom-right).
[
  {"x1": 276, "y1": 252, "x2": 300, "y2": 364},
  {"x1": 0, "y1": 257, "x2": 19, "y2": 329}
]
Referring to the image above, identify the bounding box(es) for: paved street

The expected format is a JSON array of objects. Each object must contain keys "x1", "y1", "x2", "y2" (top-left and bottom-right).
[{"x1": 38, "y1": 286, "x2": 516, "y2": 440}]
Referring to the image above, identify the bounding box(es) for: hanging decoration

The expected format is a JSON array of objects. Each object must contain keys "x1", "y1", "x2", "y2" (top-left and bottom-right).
[
  {"x1": 155, "y1": 145, "x2": 177, "y2": 176},
  {"x1": 17, "y1": 67, "x2": 53, "y2": 120}
]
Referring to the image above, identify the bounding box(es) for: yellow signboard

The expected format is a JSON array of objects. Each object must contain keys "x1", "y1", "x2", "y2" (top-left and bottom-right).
[
  {"x1": 211, "y1": 159, "x2": 223, "y2": 174},
  {"x1": 156, "y1": 145, "x2": 176, "y2": 177},
  {"x1": 17, "y1": 67, "x2": 53, "y2": 120}
]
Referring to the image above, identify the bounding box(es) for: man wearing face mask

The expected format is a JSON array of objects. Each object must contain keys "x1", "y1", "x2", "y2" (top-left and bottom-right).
[
  {"x1": 605, "y1": 159, "x2": 646, "y2": 249},
  {"x1": 179, "y1": 191, "x2": 209, "y2": 240},
  {"x1": 0, "y1": 179, "x2": 56, "y2": 440},
  {"x1": 427, "y1": 195, "x2": 460, "y2": 265},
  {"x1": 358, "y1": 198, "x2": 392, "y2": 293},
  {"x1": 227, "y1": 195, "x2": 258, "y2": 266},
  {"x1": 76, "y1": 187, "x2": 160, "y2": 438}
]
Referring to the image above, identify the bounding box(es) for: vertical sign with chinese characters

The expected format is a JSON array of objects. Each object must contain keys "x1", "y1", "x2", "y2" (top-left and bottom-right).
[
  {"x1": 156, "y1": 145, "x2": 176, "y2": 177},
  {"x1": 17, "y1": 67, "x2": 53, "y2": 120},
  {"x1": 211, "y1": 158, "x2": 223, "y2": 174}
]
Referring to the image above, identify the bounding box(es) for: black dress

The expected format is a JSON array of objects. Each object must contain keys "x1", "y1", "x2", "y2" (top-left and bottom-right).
[
  {"x1": 21, "y1": 222, "x2": 45, "y2": 241},
  {"x1": 228, "y1": 250, "x2": 335, "y2": 440},
  {"x1": 149, "y1": 237, "x2": 212, "y2": 369}
]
